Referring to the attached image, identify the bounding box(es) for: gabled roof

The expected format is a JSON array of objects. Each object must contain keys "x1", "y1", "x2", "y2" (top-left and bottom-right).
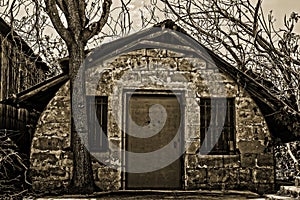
[
  {"x1": 3, "y1": 19, "x2": 298, "y2": 141},
  {"x1": 86, "y1": 20, "x2": 212, "y2": 68},
  {"x1": 0, "y1": 17, "x2": 48, "y2": 72},
  {"x1": 85, "y1": 19, "x2": 299, "y2": 142}
]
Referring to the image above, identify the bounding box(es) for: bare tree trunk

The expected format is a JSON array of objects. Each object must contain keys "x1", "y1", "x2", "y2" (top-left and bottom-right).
[{"x1": 68, "y1": 42, "x2": 95, "y2": 194}]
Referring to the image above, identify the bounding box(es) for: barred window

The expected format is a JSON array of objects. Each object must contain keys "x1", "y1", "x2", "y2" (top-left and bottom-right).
[
  {"x1": 87, "y1": 96, "x2": 108, "y2": 152},
  {"x1": 200, "y1": 98, "x2": 235, "y2": 155}
]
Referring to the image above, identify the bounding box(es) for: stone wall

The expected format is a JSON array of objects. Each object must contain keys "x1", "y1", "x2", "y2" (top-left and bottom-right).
[
  {"x1": 85, "y1": 48, "x2": 274, "y2": 193},
  {"x1": 30, "y1": 48, "x2": 275, "y2": 193},
  {"x1": 30, "y1": 81, "x2": 73, "y2": 193}
]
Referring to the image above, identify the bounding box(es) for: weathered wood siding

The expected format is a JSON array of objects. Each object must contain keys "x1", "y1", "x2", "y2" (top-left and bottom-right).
[
  {"x1": 0, "y1": 32, "x2": 47, "y2": 101},
  {"x1": 0, "y1": 104, "x2": 29, "y2": 130},
  {"x1": 0, "y1": 19, "x2": 48, "y2": 154}
]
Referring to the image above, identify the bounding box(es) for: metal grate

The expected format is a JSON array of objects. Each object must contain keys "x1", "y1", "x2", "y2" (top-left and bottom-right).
[
  {"x1": 87, "y1": 96, "x2": 108, "y2": 152},
  {"x1": 200, "y1": 98, "x2": 235, "y2": 155}
]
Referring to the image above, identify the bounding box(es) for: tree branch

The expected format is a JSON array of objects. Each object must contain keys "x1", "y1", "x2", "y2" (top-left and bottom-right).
[
  {"x1": 82, "y1": 0, "x2": 112, "y2": 43},
  {"x1": 44, "y1": 0, "x2": 72, "y2": 44}
]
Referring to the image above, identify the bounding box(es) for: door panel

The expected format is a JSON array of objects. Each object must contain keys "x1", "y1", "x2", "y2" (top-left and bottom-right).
[{"x1": 126, "y1": 94, "x2": 182, "y2": 189}]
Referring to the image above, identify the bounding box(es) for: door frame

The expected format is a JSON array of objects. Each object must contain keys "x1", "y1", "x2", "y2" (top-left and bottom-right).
[{"x1": 121, "y1": 89, "x2": 186, "y2": 190}]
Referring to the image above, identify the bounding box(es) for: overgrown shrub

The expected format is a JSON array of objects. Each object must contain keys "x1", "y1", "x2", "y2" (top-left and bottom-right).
[
  {"x1": 275, "y1": 141, "x2": 300, "y2": 181},
  {"x1": 0, "y1": 132, "x2": 29, "y2": 199}
]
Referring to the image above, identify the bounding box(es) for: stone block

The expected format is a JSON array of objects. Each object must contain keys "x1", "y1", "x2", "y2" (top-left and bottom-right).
[
  {"x1": 52, "y1": 96, "x2": 70, "y2": 108},
  {"x1": 171, "y1": 72, "x2": 189, "y2": 82},
  {"x1": 225, "y1": 183, "x2": 239, "y2": 190},
  {"x1": 187, "y1": 168, "x2": 207, "y2": 185},
  {"x1": 207, "y1": 183, "x2": 223, "y2": 190},
  {"x1": 239, "y1": 168, "x2": 252, "y2": 183},
  {"x1": 186, "y1": 154, "x2": 198, "y2": 168},
  {"x1": 238, "y1": 140, "x2": 265, "y2": 154},
  {"x1": 97, "y1": 167, "x2": 120, "y2": 181},
  {"x1": 191, "y1": 60, "x2": 207, "y2": 70},
  {"x1": 178, "y1": 58, "x2": 193, "y2": 71},
  {"x1": 198, "y1": 155, "x2": 224, "y2": 168},
  {"x1": 148, "y1": 57, "x2": 161, "y2": 70},
  {"x1": 181, "y1": 72, "x2": 194, "y2": 82},
  {"x1": 237, "y1": 97, "x2": 251, "y2": 109},
  {"x1": 32, "y1": 179, "x2": 70, "y2": 193},
  {"x1": 60, "y1": 151, "x2": 73, "y2": 166},
  {"x1": 186, "y1": 140, "x2": 200, "y2": 154},
  {"x1": 223, "y1": 155, "x2": 240, "y2": 168},
  {"x1": 256, "y1": 184, "x2": 275, "y2": 194},
  {"x1": 239, "y1": 182, "x2": 256, "y2": 192},
  {"x1": 56, "y1": 81, "x2": 70, "y2": 97},
  {"x1": 257, "y1": 153, "x2": 274, "y2": 167},
  {"x1": 113, "y1": 69, "x2": 127, "y2": 80},
  {"x1": 167, "y1": 50, "x2": 184, "y2": 58},
  {"x1": 30, "y1": 166, "x2": 69, "y2": 181},
  {"x1": 295, "y1": 176, "x2": 300, "y2": 186},
  {"x1": 159, "y1": 57, "x2": 177, "y2": 70},
  {"x1": 140, "y1": 71, "x2": 168, "y2": 83},
  {"x1": 40, "y1": 109, "x2": 70, "y2": 124},
  {"x1": 252, "y1": 126, "x2": 268, "y2": 140},
  {"x1": 207, "y1": 168, "x2": 228, "y2": 183},
  {"x1": 186, "y1": 98, "x2": 200, "y2": 112},
  {"x1": 31, "y1": 152, "x2": 58, "y2": 165},
  {"x1": 108, "y1": 121, "x2": 121, "y2": 138},
  {"x1": 185, "y1": 125, "x2": 200, "y2": 141},
  {"x1": 35, "y1": 122, "x2": 70, "y2": 137},
  {"x1": 186, "y1": 110, "x2": 200, "y2": 125},
  {"x1": 96, "y1": 167, "x2": 121, "y2": 191},
  {"x1": 237, "y1": 126, "x2": 253, "y2": 139},
  {"x1": 33, "y1": 136, "x2": 64, "y2": 150},
  {"x1": 146, "y1": 49, "x2": 166, "y2": 57},
  {"x1": 224, "y1": 168, "x2": 239, "y2": 184},
  {"x1": 128, "y1": 49, "x2": 147, "y2": 56},
  {"x1": 134, "y1": 57, "x2": 148, "y2": 69},
  {"x1": 109, "y1": 138, "x2": 121, "y2": 151},
  {"x1": 253, "y1": 168, "x2": 275, "y2": 183},
  {"x1": 240, "y1": 153, "x2": 257, "y2": 168}
]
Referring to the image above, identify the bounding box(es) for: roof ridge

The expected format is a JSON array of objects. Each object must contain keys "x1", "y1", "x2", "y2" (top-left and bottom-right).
[{"x1": 153, "y1": 19, "x2": 187, "y2": 34}]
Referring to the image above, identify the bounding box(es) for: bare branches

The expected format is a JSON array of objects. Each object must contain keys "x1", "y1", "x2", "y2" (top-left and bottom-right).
[
  {"x1": 252, "y1": 0, "x2": 261, "y2": 36},
  {"x1": 45, "y1": 0, "x2": 112, "y2": 47},
  {"x1": 0, "y1": 0, "x2": 134, "y2": 74},
  {"x1": 0, "y1": 130, "x2": 29, "y2": 196},
  {"x1": 44, "y1": 0, "x2": 72, "y2": 44},
  {"x1": 158, "y1": 0, "x2": 300, "y2": 112},
  {"x1": 83, "y1": 0, "x2": 112, "y2": 43}
]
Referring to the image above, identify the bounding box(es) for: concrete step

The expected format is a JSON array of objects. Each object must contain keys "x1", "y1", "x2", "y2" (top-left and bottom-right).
[
  {"x1": 278, "y1": 186, "x2": 300, "y2": 198},
  {"x1": 265, "y1": 194, "x2": 295, "y2": 200}
]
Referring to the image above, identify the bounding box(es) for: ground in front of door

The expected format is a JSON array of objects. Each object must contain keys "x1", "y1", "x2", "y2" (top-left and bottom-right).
[{"x1": 29, "y1": 190, "x2": 266, "y2": 200}]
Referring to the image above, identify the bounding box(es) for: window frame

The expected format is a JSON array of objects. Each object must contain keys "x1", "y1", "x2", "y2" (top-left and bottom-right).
[
  {"x1": 199, "y1": 97, "x2": 236, "y2": 155},
  {"x1": 86, "y1": 96, "x2": 108, "y2": 152}
]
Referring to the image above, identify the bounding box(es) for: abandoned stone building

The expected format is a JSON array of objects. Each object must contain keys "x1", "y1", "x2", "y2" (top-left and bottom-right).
[{"x1": 27, "y1": 21, "x2": 298, "y2": 194}]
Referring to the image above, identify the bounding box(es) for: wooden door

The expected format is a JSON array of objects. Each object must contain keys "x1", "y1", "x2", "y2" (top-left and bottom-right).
[{"x1": 126, "y1": 94, "x2": 182, "y2": 189}]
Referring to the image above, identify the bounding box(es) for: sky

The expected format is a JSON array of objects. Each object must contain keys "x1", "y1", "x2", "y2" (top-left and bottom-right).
[
  {"x1": 126, "y1": 0, "x2": 300, "y2": 33},
  {"x1": 1, "y1": 0, "x2": 299, "y2": 34},
  {"x1": 1, "y1": 0, "x2": 299, "y2": 54},
  {"x1": 262, "y1": 0, "x2": 300, "y2": 33}
]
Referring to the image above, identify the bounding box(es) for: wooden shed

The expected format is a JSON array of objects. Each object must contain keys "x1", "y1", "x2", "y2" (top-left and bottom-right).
[{"x1": 0, "y1": 17, "x2": 49, "y2": 154}]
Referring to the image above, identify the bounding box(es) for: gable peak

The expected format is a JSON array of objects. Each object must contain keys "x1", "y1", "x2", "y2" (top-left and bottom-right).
[{"x1": 154, "y1": 19, "x2": 187, "y2": 34}]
